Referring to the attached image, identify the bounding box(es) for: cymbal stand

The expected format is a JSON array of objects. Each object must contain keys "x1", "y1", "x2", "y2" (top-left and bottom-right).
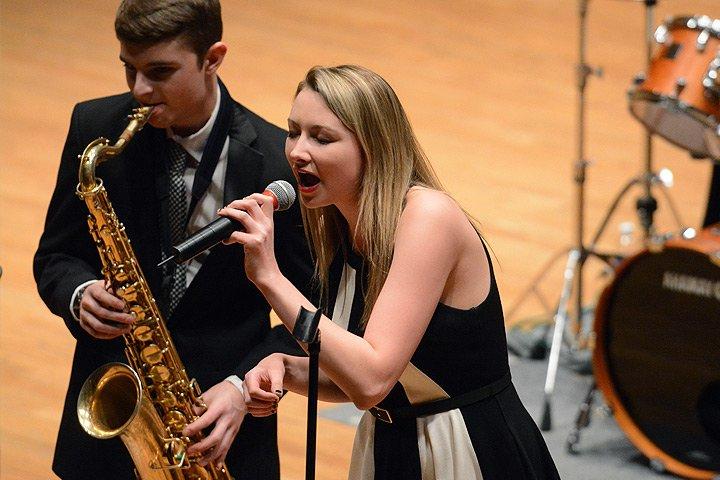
[
  {"x1": 637, "y1": 0, "x2": 660, "y2": 241},
  {"x1": 539, "y1": 0, "x2": 602, "y2": 432}
]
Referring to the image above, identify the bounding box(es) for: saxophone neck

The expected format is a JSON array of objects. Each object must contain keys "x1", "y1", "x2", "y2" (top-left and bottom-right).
[{"x1": 77, "y1": 106, "x2": 154, "y2": 195}]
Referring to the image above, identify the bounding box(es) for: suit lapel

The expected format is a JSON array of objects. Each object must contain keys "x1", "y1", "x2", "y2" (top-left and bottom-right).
[{"x1": 223, "y1": 105, "x2": 263, "y2": 205}]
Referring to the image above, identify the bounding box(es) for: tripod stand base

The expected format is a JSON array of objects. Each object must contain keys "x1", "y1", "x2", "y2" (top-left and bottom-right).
[{"x1": 540, "y1": 397, "x2": 552, "y2": 431}]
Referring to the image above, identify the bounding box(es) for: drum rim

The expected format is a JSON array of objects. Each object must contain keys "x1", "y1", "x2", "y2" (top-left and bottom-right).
[
  {"x1": 593, "y1": 244, "x2": 720, "y2": 479},
  {"x1": 627, "y1": 90, "x2": 720, "y2": 161},
  {"x1": 664, "y1": 15, "x2": 720, "y2": 38}
]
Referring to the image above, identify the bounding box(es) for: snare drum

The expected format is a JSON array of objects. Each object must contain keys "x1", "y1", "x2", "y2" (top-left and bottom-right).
[
  {"x1": 594, "y1": 226, "x2": 720, "y2": 478},
  {"x1": 629, "y1": 15, "x2": 720, "y2": 161}
]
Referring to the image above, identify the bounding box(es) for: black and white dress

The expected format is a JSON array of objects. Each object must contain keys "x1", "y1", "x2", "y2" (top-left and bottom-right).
[{"x1": 326, "y1": 246, "x2": 560, "y2": 480}]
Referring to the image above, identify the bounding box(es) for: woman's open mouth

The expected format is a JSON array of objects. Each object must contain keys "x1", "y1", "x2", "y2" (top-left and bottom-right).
[{"x1": 298, "y1": 172, "x2": 320, "y2": 190}]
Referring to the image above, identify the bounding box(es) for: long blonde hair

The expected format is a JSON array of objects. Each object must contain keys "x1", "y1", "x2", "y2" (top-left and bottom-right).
[{"x1": 296, "y1": 65, "x2": 457, "y2": 327}]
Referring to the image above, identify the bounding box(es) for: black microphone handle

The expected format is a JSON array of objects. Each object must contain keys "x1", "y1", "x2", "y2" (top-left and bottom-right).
[{"x1": 170, "y1": 217, "x2": 244, "y2": 264}]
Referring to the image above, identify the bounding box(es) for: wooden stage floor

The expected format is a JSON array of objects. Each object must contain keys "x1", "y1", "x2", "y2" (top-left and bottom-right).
[{"x1": 2, "y1": 1, "x2": 719, "y2": 478}]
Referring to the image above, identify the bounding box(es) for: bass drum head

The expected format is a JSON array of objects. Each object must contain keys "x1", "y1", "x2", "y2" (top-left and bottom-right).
[{"x1": 594, "y1": 246, "x2": 720, "y2": 477}]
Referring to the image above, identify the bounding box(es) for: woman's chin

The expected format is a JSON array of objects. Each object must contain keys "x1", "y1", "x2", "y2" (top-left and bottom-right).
[{"x1": 298, "y1": 191, "x2": 328, "y2": 209}]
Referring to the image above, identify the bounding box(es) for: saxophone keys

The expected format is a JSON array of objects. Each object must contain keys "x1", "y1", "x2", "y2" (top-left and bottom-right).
[
  {"x1": 156, "y1": 389, "x2": 178, "y2": 408},
  {"x1": 141, "y1": 344, "x2": 163, "y2": 365},
  {"x1": 163, "y1": 410, "x2": 187, "y2": 433},
  {"x1": 165, "y1": 437, "x2": 186, "y2": 465},
  {"x1": 132, "y1": 324, "x2": 153, "y2": 342},
  {"x1": 149, "y1": 364, "x2": 172, "y2": 383},
  {"x1": 150, "y1": 438, "x2": 187, "y2": 470},
  {"x1": 116, "y1": 281, "x2": 139, "y2": 301},
  {"x1": 128, "y1": 304, "x2": 145, "y2": 321}
]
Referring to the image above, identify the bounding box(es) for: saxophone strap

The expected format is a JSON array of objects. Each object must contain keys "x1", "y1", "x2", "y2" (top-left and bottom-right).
[{"x1": 186, "y1": 79, "x2": 234, "y2": 223}]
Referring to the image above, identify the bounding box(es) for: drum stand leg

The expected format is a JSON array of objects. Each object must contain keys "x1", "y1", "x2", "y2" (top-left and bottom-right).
[
  {"x1": 540, "y1": 249, "x2": 581, "y2": 431},
  {"x1": 566, "y1": 382, "x2": 596, "y2": 454}
]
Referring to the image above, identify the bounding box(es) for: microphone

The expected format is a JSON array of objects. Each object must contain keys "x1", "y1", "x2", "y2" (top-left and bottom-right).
[{"x1": 158, "y1": 180, "x2": 296, "y2": 266}]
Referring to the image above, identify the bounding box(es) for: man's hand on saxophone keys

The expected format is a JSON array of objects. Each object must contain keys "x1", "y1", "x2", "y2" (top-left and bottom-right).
[
  {"x1": 183, "y1": 380, "x2": 247, "y2": 467},
  {"x1": 78, "y1": 280, "x2": 135, "y2": 339}
]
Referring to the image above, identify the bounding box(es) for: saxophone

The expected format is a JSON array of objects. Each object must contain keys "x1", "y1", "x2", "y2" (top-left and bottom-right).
[{"x1": 75, "y1": 107, "x2": 233, "y2": 480}]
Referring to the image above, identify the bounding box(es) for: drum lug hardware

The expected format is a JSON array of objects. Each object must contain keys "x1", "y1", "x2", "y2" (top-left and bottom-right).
[
  {"x1": 702, "y1": 58, "x2": 720, "y2": 96},
  {"x1": 696, "y1": 29, "x2": 710, "y2": 52},
  {"x1": 674, "y1": 78, "x2": 687, "y2": 98},
  {"x1": 680, "y1": 227, "x2": 698, "y2": 240},
  {"x1": 654, "y1": 24, "x2": 669, "y2": 45}
]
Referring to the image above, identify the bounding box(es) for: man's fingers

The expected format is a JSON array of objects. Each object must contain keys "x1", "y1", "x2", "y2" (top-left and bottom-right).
[
  {"x1": 190, "y1": 418, "x2": 231, "y2": 463},
  {"x1": 188, "y1": 431, "x2": 219, "y2": 458},
  {"x1": 79, "y1": 311, "x2": 130, "y2": 339},
  {"x1": 84, "y1": 299, "x2": 135, "y2": 324},
  {"x1": 184, "y1": 408, "x2": 218, "y2": 437},
  {"x1": 85, "y1": 282, "x2": 126, "y2": 311},
  {"x1": 93, "y1": 288, "x2": 126, "y2": 311},
  {"x1": 211, "y1": 428, "x2": 237, "y2": 466},
  {"x1": 80, "y1": 288, "x2": 135, "y2": 328},
  {"x1": 191, "y1": 403, "x2": 207, "y2": 416}
]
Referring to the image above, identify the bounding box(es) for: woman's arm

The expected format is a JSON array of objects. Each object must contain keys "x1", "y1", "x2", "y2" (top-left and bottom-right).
[
  {"x1": 225, "y1": 189, "x2": 486, "y2": 409},
  {"x1": 244, "y1": 353, "x2": 350, "y2": 408}
]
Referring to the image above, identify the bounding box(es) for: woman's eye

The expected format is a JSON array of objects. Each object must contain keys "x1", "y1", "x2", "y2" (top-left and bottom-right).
[
  {"x1": 287, "y1": 131, "x2": 300, "y2": 139},
  {"x1": 316, "y1": 136, "x2": 331, "y2": 145}
]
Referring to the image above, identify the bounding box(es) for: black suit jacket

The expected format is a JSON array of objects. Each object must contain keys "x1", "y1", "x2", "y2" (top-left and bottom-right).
[{"x1": 34, "y1": 83, "x2": 313, "y2": 479}]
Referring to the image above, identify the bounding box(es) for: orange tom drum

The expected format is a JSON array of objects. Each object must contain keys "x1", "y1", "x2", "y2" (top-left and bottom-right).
[
  {"x1": 593, "y1": 225, "x2": 720, "y2": 479},
  {"x1": 629, "y1": 15, "x2": 720, "y2": 161}
]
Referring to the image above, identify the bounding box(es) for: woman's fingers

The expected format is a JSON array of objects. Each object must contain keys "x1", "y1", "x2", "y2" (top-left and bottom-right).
[{"x1": 243, "y1": 372, "x2": 281, "y2": 402}]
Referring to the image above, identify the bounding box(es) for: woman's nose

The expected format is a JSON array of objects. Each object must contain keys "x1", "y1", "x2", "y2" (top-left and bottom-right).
[{"x1": 287, "y1": 138, "x2": 311, "y2": 165}]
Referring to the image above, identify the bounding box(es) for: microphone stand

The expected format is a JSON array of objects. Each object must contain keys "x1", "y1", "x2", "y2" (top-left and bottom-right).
[{"x1": 292, "y1": 306, "x2": 322, "y2": 480}]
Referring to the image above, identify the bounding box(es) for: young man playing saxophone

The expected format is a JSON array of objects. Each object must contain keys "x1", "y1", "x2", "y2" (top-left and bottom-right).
[{"x1": 33, "y1": 1, "x2": 312, "y2": 478}]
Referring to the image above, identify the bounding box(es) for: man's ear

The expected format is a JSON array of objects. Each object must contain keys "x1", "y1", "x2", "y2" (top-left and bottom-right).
[{"x1": 204, "y1": 42, "x2": 227, "y2": 74}]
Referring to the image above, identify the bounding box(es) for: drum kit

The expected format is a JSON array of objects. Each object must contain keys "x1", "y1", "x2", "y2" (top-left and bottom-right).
[{"x1": 520, "y1": 1, "x2": 720, "y2": 479}]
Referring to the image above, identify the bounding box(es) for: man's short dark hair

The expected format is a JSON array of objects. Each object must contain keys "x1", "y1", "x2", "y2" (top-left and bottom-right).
[{"x1": 115, "y1": 0, "x2": 222, "y2": 62}]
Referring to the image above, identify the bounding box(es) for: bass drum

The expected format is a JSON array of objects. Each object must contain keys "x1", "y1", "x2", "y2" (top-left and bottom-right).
[{"x1": 593, "y1": 226, "x2": 720, "y2": 479}]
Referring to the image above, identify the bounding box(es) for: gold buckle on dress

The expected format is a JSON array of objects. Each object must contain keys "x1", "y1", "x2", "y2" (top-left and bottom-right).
[{"x1": 369, "y1": 406, "x2": 393, "y2": 423}]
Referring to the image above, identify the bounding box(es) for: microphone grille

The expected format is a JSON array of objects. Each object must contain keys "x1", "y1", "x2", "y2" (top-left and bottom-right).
[{"x1": 266, "y1": 180, "x2": 296, "y2": 211}]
